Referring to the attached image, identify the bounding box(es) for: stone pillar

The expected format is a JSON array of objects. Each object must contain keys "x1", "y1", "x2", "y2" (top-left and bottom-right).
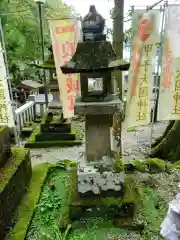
[{"x1": 85, "y1": 114, "x2": 111, "y2": 162}]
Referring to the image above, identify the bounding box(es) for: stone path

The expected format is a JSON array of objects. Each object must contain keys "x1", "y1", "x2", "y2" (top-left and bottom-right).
[{"x1": 29, "y1": 121, "x2": 168, "y2": 166}]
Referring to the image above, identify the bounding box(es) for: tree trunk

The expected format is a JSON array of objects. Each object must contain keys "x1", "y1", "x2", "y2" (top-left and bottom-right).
[
  {"x1": 151, "y1": 120, "x2": 175, "y2": 148},
  {"x1": 112, "y1": 0, "x2": 124, "y2": 155},
  {"x1": 150, "y1": 120, "x2": 180, "y2": 163}
]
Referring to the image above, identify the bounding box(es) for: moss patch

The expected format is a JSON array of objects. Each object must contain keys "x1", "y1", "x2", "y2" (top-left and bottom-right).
[
  {"x1": 126, "y1": 127, "x2": 137, "y2": 132},
  {"x1": 25, "y1": 127, "x2": 82, "y2": 148},
  {"x1": 7, "y1": 163, "x2": 50, "y2": 240},
  {"x1": 133, "y1": 160, "x2": 147, "y2": 172},
  {"x1": 137, "y1": 187, "x2": 167, "y2": 238},
  {"x1": 145, "y1": 158, "x2": 166, "y2": 173},
  {"x1": 0, "y1": 148, "x2": 29, "y2": 193},
  {"x1": 111, "y1": 151, "x2": 124, "y2": 172},
  {"x1": 71, "y1": 175, "x2": 138, "y2": 208},
  {"x1": 26, "y1": 166, "x2": 70, "y2": 240}
]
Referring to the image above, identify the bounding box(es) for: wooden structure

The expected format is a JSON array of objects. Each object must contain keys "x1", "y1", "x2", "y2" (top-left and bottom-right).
[{"x1": 16, "y1": 80, "x2": 43, "y2": 97}]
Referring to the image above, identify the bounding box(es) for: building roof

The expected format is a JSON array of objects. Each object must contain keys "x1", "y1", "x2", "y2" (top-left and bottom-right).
[
  {"x1": 61, "y1": 41, "x2": 130, "y2": 74},
  {"x1": 21, "y1": 80, "x2": 43, "y2": 89}
]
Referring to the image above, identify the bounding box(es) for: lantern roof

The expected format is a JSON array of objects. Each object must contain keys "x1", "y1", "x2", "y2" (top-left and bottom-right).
[{"x1": 60, "y1": 41, "x2": 130, "y2": 74}]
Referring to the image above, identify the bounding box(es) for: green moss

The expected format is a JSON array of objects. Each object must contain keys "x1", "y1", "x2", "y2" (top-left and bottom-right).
[
  {"x1": 0, "y1": 126, "x2": 9, "y2": 133},
  {"x1": 111, "y1": 151, "x2": 124, "y2": 172},
  {"x1": 8, "y1": 163, "x2": 50, "y2": 240},
  {"x1": 133, "y1": 160, "x2": 147, "y2": 172},
  {"x1": 174, "y1": 160, "x2": 180, "y2": 169},
  {"x1": 126, "y1": 127, "x2": 136, "y2": 132},
  {"x1": 26, "y1": 167, "x2": 70, "y2": 239},
  {"x1": 41, "y1": 116, "x2": 61, "y2": 125},
  {"x1": 145, "y1": 158, "x2": 166, "y2": 173},
  {"x1": 0, "y1": 148, "x2": 29, "y2": 193},
  {"x1": 71, "y1": 175, "x2": 138, "y2": 208},
  {"x1": 137, "y1": 187, "x2": 167, "y2": 237},
  {"x1": 25, "y1": 126, "x2": 82, "y2": 148}
]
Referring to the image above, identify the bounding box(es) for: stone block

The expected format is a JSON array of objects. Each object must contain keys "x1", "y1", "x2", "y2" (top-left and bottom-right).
[
  {"x1": 0, "y1": 148, "x2": 32, "y2": 239},
  {"x1": 40, "y1": 123, "x2": 71, "y2": 133},
  {"x1": 0, "y1": 127, "x2": 11, "y2": 168},
  {"x1": 77, "y1": 165, "x2": 124, "y2": 198},
  {"x1": 35, "y1": 133, "x2": 76, "y2": 141},
  {"x1": 85, "y1": 115, "x2": 111, "y2": 162}
]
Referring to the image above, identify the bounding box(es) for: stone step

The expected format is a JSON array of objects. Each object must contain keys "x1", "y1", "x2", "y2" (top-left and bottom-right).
[
  {"x1": 0, "y1": 127, "x2": 11, "y2": 168},
  {"x1": 0, "y1": 148, "x2": 32, "y2": 239},
  {"x1": 40, "y1": 123, "x2": 71, "y2": 133},
  {"x1": 35, "y1": 133, "x2": 76, "y2": 141}
]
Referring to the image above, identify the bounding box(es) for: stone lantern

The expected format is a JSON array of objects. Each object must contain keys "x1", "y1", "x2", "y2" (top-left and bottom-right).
[
  {"x1": 60, "y1": 6, "x2": 135, "y2": 226},
  {"x1": 61, "y1": 5, "x2": 129, "y2": 163}
]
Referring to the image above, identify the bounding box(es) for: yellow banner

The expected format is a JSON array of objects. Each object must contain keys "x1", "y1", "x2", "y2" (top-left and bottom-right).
[
  {"x1": 158, "y1": 5, "x2": 180, "y2": 120},
  {"x1": 125, "y1": 10, "x2": 160, "y2": 128},
  {"x1": 49, "y1": 19, "x2": 82, "y2": 118},
  {"x1": 0, "y1": 43, "x2": 14, "y2": 127}
]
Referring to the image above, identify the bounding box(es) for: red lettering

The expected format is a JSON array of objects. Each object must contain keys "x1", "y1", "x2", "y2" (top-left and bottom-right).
[
  {"x1": 56, "y1": 25, "x2": 75, "y2": 34},
  {"x1": 66, "y1": 74, "x2": 79, "y2": 94},
  {"x1": 68, "y1": 95, "x2": 75, "y2": 110},
  {"x1": 61, "y1": 41, "x2": 75, "y2": 62}
]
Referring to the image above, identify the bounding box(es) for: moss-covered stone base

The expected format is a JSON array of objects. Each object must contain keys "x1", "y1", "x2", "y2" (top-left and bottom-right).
[
  {"x1": 0, "y1": 148, "x2": 32, "y2": 239},
  {"x1": 20, "y1": 122, "x2": 37, "y2": 138},
  {"x1": 0, "y1": 126, "x2": 11, "y2": 168},
  {"x1": 124, "y1": 158, "x2": 175, "y2": 174},
  {"x1": 25, "y1": 127, "x2": 82, "y2": 148},
  {"x1": 69, "y1": 168, "x2": 138, "y2": 224}
]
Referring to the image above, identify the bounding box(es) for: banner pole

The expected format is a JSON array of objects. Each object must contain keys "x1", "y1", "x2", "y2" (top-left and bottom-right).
[{"x1": 149, "y1": 2, "x2": 167, "y2": 152}]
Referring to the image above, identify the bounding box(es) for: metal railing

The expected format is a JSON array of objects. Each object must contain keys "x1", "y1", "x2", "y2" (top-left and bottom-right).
[{"x1": 15, "y1": 94, "x2": 53, "y2": 132}]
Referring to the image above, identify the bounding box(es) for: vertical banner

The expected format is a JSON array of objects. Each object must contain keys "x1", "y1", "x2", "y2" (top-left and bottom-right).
[
  {"x1": 49, "y1": 19, "x2": 82, "y2": 118},
  {"x1": 158, "y1": 5, "x2": 180, "y2": 120},
  {"x1": 125, "y1": 9, "x2": 160, "y2": 128},
  {"x1": 0, "y1": 41, "x2": 14, "y2": 127}
]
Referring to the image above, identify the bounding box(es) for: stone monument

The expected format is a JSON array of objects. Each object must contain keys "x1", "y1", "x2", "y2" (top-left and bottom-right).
[{"x1": 60, "y1": 6, "x2": 132, "y2": 222}]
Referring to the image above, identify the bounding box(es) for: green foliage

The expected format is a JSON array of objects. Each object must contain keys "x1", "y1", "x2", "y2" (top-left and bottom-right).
[
  {"x1": 1, "y1": 0, "x2": 75, "y2": 82},
  {"x1": 145, "y1": 158, "x2": 166, "y2": 173},
  {"x1": 137, "y1": 187, "x2": 167, "y2": 238},
  {"x1": 111, "y1": 151, "x2": 124, "y2": 172},
  {"x1": 26, "y1": 167, "x2": 70, "y2": 240},
  {"x1": 133, "y1": 160, "x2": 147, "y2": 172}
]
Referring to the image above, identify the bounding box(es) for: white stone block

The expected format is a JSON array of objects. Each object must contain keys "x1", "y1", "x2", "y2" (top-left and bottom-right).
[
  {"x1": 114, "y1": 185, "x2": 121, "y2": 191},
  {"x1": 92, "y1": 186, "x2": 100, "y2": 194},
  {"x1": 100, "y1": 184, "x2": 107, "y2": 191}
]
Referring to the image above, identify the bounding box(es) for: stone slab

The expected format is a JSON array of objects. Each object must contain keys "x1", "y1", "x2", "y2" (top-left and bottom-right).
[
  {"x1": 40, "y1": 123, "x2": 71, "y2": 133},
  {"x1": 0, "y1": 127, "x2": 11, "y2": 168},
  {"x1": 35, "y1": 133, "x2": 76, "y2": 141},
  {"x1": 85, "y1": 115, "x2": 111, "y2": 162},
  {"x1": 0, "y1": 149, "x2": 32, "y2": 239},
  {"x1": 77, "y1": 165, "x2": 124, "y2": 197}
]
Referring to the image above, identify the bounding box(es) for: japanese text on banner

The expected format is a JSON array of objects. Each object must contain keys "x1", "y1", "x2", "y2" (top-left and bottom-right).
[
  {"x1": 158, "y1": 5, "x2": 180, "y2": 121},
  {"x1": 49, "y1": 19, "x2": 82, "y2": 118},
  {"x1": 0, "y1": 43, "x2": 14, "y2": 127},
  {"x1": 125, "y1": 10, "x2": 160, "y2": 129}
]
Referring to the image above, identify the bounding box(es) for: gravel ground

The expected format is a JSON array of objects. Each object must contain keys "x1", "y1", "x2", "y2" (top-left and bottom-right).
[{"x1": 29, "y1": 121, "x2": 167, "y2": 166}]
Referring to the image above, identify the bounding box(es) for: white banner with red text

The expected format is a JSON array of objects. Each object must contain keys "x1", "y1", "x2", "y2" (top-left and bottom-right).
[
  {"x1": 0, "y1": 42, "x2": 14, "y2": 127},
  {"x1": 124, "y1": 9, "x2": 160, "y2": 129},
  {"x1": 158, "y1": 5, "x2": 180, "y2": 120},
  {"x1": 49, "y1": 19, "x2": 82, "y2": 118}
]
